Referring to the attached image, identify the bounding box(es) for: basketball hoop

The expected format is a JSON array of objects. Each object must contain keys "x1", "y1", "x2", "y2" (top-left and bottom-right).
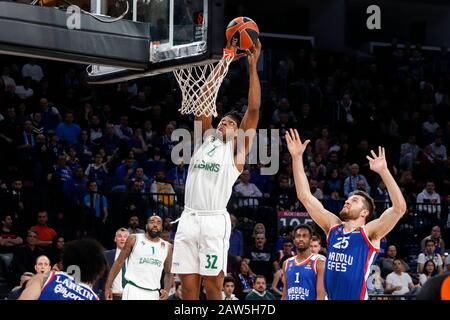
[{"x1": 174, "y1": 48, "x2": 235, "y2": 117}]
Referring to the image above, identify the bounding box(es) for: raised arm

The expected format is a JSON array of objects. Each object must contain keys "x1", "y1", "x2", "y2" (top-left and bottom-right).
[
  {"x1": 365, "y1": 147, "x2": 407, "y2": 243},
  {"x1": 194, "y1": 60, "x2": 223, "y2": 135},
  {"x1": 195, "y1": 45, "x2": 239, "y2": 135},
  {"x1": 195, "y1": 37, "x2": 250, "y2": 136},
  {"x1": 239, "y1": 40, "x2": 261, "y2": 134},
  {"x1": 285, "y1": 129, "x2": 341, "y2": 234},
  {"x1": 235, "y1": 40, "x2": 262, "y2": 172},
  {"x1": 160, "y1": 242, "x2": 174, "y2": 300},
  {"x1": 104, "y1": 235, "x2": 136, "y2": 300}
]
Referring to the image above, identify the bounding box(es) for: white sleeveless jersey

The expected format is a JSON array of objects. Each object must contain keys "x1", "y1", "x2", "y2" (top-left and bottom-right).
[
  {"x1": 124, "y1": 234, "x2": 169, "y2": 290},
  {"x1": 184, "y1": 134, "x2": 241, "y2": 210}
]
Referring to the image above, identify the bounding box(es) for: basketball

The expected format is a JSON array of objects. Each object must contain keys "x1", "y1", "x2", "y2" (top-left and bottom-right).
[{"x1": 226, "y1": 17, "x2": 259, "y2": 51}]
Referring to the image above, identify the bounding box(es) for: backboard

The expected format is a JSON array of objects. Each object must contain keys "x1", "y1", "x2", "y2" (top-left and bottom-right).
[{"x1": 87, "y1": 0, "x2": 225, "y2": 83}]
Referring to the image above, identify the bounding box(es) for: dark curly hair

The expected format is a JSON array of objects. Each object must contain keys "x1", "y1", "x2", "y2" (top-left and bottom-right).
[
  {"x1": 294, "y1": 224, "x2": 314, "y2": 237},
  {"x1": 61, "y1": 238, "x2": 106, "y2": 284},
  {"x1": 223, "y1": 110, "x2": 243, "y2": 127}
]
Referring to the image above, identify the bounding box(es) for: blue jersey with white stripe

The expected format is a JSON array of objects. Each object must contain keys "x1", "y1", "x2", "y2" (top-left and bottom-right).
[
  {"x1": 284, "y1": 254, "x2": 320, "y2": 300},
  {"x1": 324, "y1": 224, "x2": 379, "y2": 300},
  {"x1": 39, "y1": 271, "x2": 99, "y2": 300}
]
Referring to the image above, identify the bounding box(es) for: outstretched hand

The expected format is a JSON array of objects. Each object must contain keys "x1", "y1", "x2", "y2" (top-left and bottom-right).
[
  {"x1": 226, "y1": 38, "x2": 262, "y2": 63},
  {"x1": 247, "y1": 39, "x2": 262, "y2": 67},
  {"x1": 366, "y1": 146, "x2": 388, "y2": 173},
  {"x1": 285, "y1": 129, "x2": 310, "y2": 158},
  {"x1": 225, "y1": 40, "x2": 246, "y2": 61}
]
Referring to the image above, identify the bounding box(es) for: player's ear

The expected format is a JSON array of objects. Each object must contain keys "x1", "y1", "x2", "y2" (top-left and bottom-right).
[{"x1": 360, "y1": 209, "x2": 369, "y2": 219}]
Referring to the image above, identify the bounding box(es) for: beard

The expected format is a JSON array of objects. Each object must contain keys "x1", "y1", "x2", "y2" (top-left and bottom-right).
[
  {"x1": 339, "y1": 206, "x2": 356, "y2": 221},
  {"x1": 339, "y1": 207, "x2": 361, "y2": 221},
  {"x1": 339, "y1": 209, "x2": 350, "y2": 220},
  {"x1": 148, "y1": 229, "x2": 161, "y2": 238},
  {"x1": 296, "y1": 246, "x2": 308, "y2": 253}
]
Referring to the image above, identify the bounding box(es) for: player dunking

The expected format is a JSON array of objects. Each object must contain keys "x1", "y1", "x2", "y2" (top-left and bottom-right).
[
  {"x1": 286, "y1": 129, "x2": 407, "y2": 300},
  {"x1": 171, "y1": 40, "x2": 262, "y2": 300},
  {"x1": 281, "y1": 224, "x2": 326, "y2": 300}
]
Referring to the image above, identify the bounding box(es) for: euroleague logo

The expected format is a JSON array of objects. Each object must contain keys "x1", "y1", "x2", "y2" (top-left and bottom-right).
[
  {"x1": 231, "y1": 36, "x2": 239, "y2": 47},
  {"x1": 196, "y1": 12, "x2": 204, "y2": 26}
]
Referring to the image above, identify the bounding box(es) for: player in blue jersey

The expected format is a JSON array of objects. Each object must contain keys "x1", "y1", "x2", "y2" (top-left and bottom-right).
[
  {"x1": 286, "y1": 129, "x2": 406, "y2": 300},
  {"x1": 19, "y1": 239, "x2": 106, "y2": 300},
  {"x1": 281, "y1": 224, "x2": 325, "y2": 300}
]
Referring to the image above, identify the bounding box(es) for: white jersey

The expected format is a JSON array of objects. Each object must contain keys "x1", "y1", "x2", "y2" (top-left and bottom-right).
[
  {"x1": 124, "y1": 234, "x2": 169, "y2": 290},
  {"x1": 185, "y1": 134, "x2": 241, "y2": 210}
]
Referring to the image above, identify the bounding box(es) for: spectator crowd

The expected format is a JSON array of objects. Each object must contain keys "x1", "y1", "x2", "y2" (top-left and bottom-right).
[{"x1": 1, "y1": 34, "x2": 450, "y2": 299}]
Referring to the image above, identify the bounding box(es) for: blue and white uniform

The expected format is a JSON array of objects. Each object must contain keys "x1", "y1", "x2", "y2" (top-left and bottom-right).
[
  {"x1": 39, "y1": 271, "x2": 98, "y2": 300},
  {"x1": 284, "y1": 254, "x2": 323, "y2": 300},
  {"x1": 324, "y1": 224, "x2": 380, "y2": 300}
]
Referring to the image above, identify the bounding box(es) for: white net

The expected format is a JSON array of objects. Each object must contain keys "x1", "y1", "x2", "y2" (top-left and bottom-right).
[{"x1": 174, "y1": 49, "x2": 235, "y2": 117}]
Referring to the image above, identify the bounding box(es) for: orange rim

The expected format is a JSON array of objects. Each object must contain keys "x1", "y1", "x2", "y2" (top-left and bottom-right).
[{"x1": 223, "y1": 48, "x2": 236, "y2": 56}]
